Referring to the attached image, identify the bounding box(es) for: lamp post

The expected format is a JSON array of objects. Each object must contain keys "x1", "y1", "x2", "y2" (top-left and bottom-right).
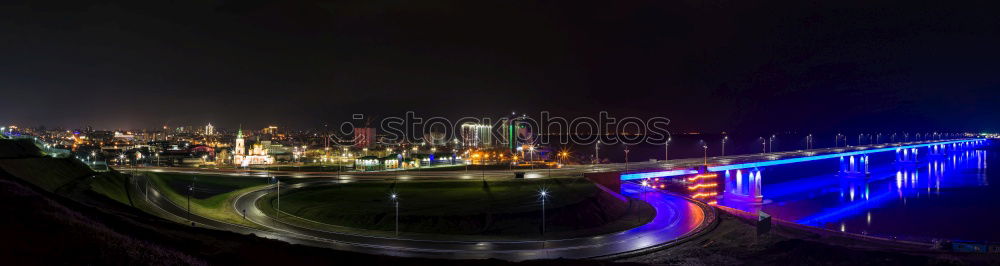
[
  {"x1": 721, "y1": 136, "x2": 728, "y2": 156},
  {"x1": 529, "y1": 145, "x2": 535, "y2": 170},
  {"x1": 273, "y1": 177, "x2": 280, "y2": 219},
  {"x1": 664, "y1": 137, "x2": 671, "y2": 161},
  {"x1": 624, "y1": 146, "x2": 631, "y2": 173},
  {"x1": 806, "y1": 134, "x2": 813, "y2": 149},
  {"x1": 187, "y1": 185, "x2": 193, "y2": 222},
  {"x1": 529, "y1": 145, "x2": 535, "y2": 162},
  {"x1": 760, "y1": 137, "x2": 766, "y2": 154},
  {"x1": 594, "y1": 141, "x2": 600, "y2": 164},
  {"x1": 539, "y1": 190, "x2": 548, "y2": 235},
  {"x1": 703, "y1": 145, "x2": 708, "y2": 166},
  {"x1": 548, "y1": 161, "x2": 552, "y2": 179},
  {"x1": 391, "y1": 193, "x2": 399, "y2": 236},
  {"x1": 769, "y1": 135, "x2": 776, "y2": 153}
]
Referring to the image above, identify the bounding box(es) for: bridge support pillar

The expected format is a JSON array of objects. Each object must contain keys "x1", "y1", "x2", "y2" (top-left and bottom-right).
[
  {"x1": 722, "y1": 168, "x2": 763, "y2": 203},
  {"x1": 839, "y1": 155, "x2": 870, "y2": 177},
  {"x1": 930, "y1": 144, "x2": 949, "y2": 157},
  {"x1": 896, "y1": 148, "x2": 919, "y2": 164}
]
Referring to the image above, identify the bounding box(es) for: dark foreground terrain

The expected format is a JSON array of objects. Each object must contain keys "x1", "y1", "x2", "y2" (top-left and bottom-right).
[{"x1": 0, "y1": 139, "x2": 995, "y2": 265}]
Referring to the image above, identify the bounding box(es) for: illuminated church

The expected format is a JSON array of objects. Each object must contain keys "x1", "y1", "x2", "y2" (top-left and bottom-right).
[{"x1": 233, "y1": 128, "x2": 273, "y2": 166}]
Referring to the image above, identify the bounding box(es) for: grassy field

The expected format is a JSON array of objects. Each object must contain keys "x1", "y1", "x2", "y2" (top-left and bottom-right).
[
  {"x1": 145, "y1": 172, "x2": 269, "y2": 227},
  {"x1": 258, "y1": 178, "x2": 636, "y2": 237}
]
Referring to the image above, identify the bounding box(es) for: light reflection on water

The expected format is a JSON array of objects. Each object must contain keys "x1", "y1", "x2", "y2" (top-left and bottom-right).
[{"x1": 720, "y1": 146, "x2": 992, "y2": 242}]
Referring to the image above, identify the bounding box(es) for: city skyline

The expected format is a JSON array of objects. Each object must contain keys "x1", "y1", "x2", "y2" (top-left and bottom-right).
[{"x1": 2, "y1": 1, "x2": 1000, "y2": 265}]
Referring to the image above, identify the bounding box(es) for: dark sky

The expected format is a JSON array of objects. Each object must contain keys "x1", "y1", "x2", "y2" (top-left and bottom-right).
[{"x1": 1, "y1": 0, "x2": 999, "y2": 133}]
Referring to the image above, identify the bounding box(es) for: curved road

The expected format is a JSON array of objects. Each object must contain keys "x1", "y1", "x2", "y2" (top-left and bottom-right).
[
  {"x1": 129, "y1": 168, "x2": 713, "y2": 260},
  {"x1": 123, "y1": 140, "x2": 956, "y2": 260}
]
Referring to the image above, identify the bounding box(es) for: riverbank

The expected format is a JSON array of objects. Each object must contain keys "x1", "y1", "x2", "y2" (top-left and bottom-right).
[{"x1": 618, "y1": 206, "x2": 996, "y2": 265}]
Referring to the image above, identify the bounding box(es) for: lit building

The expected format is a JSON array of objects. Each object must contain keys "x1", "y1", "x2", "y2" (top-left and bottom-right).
[
  {"x1": 423, "y1": 131, "x2": 447, "y2": 146},
  {"x1": 205, "y1": 123, "x2": 215, "y2": 135},
  {"x1": 233, "y1": 128, "x2": 273, "y2": 166},
  {"x1": 262, "y1": 126, "x2": 278, "y2": 134},
  {"x1": 501, "y1": 114, "x2": 533, "y2": 152},
  {"x1": 354, "y1": 127, "x2": 376, "y2": 147},
  {"x1": 461, "y1": 123, "x2": 492, "y2": 148},
  {"x1": 234, "y1": 128, "x2": 245, "y2": 156}
]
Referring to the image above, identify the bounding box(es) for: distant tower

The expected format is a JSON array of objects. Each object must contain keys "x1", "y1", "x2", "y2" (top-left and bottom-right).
[
  {"x1": 354, "y1": 128, "x2": 376, "y2": 148},
  {"x1": 234, "y1": 127, "x2": 245, "y2": 156},
  {"x1": 205, "y1": 123, "x2": 215, "y2": 135}
]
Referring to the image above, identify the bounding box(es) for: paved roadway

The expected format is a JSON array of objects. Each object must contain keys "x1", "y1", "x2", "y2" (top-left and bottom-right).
[
  {"x1": 122, "y1": 139, "x2": 958, "y2": 260},
  {"x1": 128, "y1": 171, "x2": 712, "y2": 260}
]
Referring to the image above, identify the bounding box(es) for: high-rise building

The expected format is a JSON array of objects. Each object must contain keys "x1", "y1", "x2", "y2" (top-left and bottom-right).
[
  {"x1": 501, "y1": 114, "x2": 532, "y2": 152},
  {"x1": 424, "y1": 131, "x2": 447, "y2": 146},
  {"x1": 205, "y1": 123, "x2": 215, "y2": 135},
  {"x1": 354, "y1": 128, "x2": 376, "y2": 148},
  {"x1": 461, "y1": 123, "x2": 492, "y2": 148},
  {"x1": 262, "y1": 126, "x2": 278, "y2": 134}
]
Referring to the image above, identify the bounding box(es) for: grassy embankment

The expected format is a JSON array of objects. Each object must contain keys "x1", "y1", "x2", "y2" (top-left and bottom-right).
[
  {"x1": 144, "y1": 172, "x2": 269, "y2": 227},
  {"x1": 0, "y1": 139, "x2": 177, "y2": 221}
]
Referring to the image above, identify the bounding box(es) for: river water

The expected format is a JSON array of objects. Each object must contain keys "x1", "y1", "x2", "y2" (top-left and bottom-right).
[{"x1": 718, "y1": 141, "x2": 994, "y2": 242}]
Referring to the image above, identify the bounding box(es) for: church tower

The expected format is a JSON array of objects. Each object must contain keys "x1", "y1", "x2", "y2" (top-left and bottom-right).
[{"x1": 235, "y1": 127, "x2": 245, "y2": 156}]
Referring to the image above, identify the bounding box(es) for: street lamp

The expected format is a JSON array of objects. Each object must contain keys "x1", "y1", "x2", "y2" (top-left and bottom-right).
[
  {"x1": 769, "y1": 135, "x2": 776, "y2": 153},
  {"x1": 664, "y1": 137, "x2": 671, "y2": 161},
  {"x1": 721, "y1": 136, "x2": 728, "y2": 156},
  {"x1": 623, "y1": 146, "x2": 630, "y2": 173},
  {"x1": 391, "y1": 193, "x2": 399, "y2": 236},
  {"x1": 760, "y1": 137, "x2": 766, "y2": 154},
  {"x1": 529, "y1": 145, "x2": 535, "y2": 162},
  {"x1": 593, "y1": 140, "x2": 601, "y2": 168},
  {"x1": 806, "y1": 134, "x2": 813, "y2": 149},
  {"x1": 703, "y1": 145, "x2": 708, "y2": 166},
  {"x1": 539, "y1": 190, "x2": 548, "y2": 235},
  {"x1": 273, "y1": 177, "x2": 280, "y2": 219},
  {"x1": 187, "y1": 185, "x2": 193, "y2": 223}
]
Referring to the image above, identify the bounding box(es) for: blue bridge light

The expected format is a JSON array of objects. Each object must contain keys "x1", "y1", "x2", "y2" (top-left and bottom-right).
[{"x1": 620, "y1": 139, "x2": 985, "y2": 180}]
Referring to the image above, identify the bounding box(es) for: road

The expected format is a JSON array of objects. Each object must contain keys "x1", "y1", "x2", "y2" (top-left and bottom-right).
[
  {"x1": 127, "y1": 167, "x2": 714, "y2": 260},
  {"x1": 122, "y1": 139, "x2": 957, "y2": 260}
]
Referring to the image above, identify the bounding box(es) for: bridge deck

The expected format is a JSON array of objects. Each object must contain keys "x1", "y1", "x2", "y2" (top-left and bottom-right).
[{"x1": 621, "y1": 138, "x2": 986, "y2": 180}]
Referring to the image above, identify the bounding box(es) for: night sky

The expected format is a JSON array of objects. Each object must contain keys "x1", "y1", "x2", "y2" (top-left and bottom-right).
[{"x1": 1, "y1": 1, "x2": 998, "y2": 133}]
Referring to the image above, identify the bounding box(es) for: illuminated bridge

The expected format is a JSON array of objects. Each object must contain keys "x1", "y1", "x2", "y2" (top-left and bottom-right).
[{"x1": 620, "y1": 138, "x2": 988, "y2": 203}]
